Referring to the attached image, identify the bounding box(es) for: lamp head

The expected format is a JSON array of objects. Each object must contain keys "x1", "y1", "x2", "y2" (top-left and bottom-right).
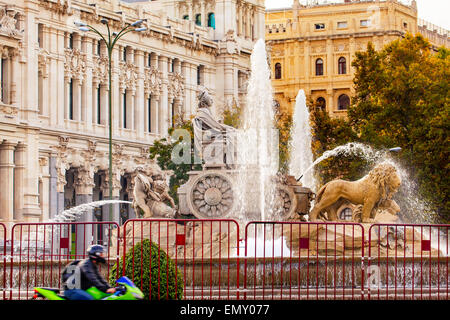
[
  {"x1": 74, "y1": 21, "x2": 87, "y2": 27},
  {"x1": 134, "y1": 27, "x2": 147, "y2": 32},
  {"x1": 100, "y1": 18, "x2": 108, "y2": 25},
  {"x1": 389, "y1": 147, "x2": 402, "y2": 153},
  {"x1": 79, "y1": 26, "x2": 90, "y2": 32},
  {"x1": 131, "y1": 19, "x2": 143, "y2": 27}
]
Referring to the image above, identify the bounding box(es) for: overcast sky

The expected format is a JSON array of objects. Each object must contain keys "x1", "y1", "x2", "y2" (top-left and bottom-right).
[{"x1": 264, "y1": 0, "x2": 450, "y2": 30}]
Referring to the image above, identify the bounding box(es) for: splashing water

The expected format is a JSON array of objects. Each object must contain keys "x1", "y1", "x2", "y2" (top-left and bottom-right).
[
  {"x1": 235, "y1": 39, "x2": 278, "y2": 222},
  {"x1": 380, "y1": 158, "x2": 438, "y2": 224},
  {"x1": 50, "y1": 200, "x2": 132, "y2": 222},
  {"x1": 289, "y1": 89, "x2": 317, "y2": 192},
  {"x1": 302, "y1": 142, "x2": 385, "y2": 179}
]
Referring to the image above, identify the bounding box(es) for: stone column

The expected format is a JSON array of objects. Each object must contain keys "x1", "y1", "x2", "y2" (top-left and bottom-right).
[
  {"x1": 9, "y1": 50, "x2": 19, "y2": 105},
  {"x1": 83, "y1": 36, "x2": 93, "y2": 130},
  {"x1": 237, "y1": 3, "x2": 242, "y2": 36},
  {"x1": 188, "y1": 1, "x2": 193, "y2": 21},
  {"x1": 21, "y1": 131, "x2": 41, "y2": 221},
  {"x1": 327, "y1": 88, "x2": 334, "y2": 113},
  {"x1": 349, "y1": 36, "x2": 356, "y2": 77},
  {"x1": 125, "y1": 89, "x2": 134, "y2": 130},
  {"x1": 49, "y1": 156, "x2": 58, "y2": 220},
  {"x1": 159, "y1": 56, "x2": 169, "y2": 136},
  {"x1": 73, "y1": 79, "x2": 82, "y2": 121},
  {"x1": 13, "y1": 143, "x2": 26, "y2": 221},
  {"x1": 0, "y1": 141, "x2": 16, "y2": 224},
  {"x1": 135, "y1": 50, "x2": 145, "y2": 138},
  {"x1": 246, "y1": 4, "x2": 251, "y2": 39},
  {"x1": 101, "y1": 171, "x2": 121, "y2": 224},
  {"x1": 56, "y1": 160, "x2": 67, "y2": 217},
  {"x1": 57, "y1": 30, "x2": 66, "y2": 127},
  {"x1": 152, "y1": 95, "x2": 160, "y2": 134},
  {"x1": 304, "y1": 40, "x2": 311, "y2": 82},
  {"x1": 201, "y1": 2, "x2": 206, "y2": 27},
  {"x1": 39, "y1": 157, "x2": 51, "y2": 221},
  {"x1": 326, "y1": 38, "x2": 333, "y2": 78},
  {"x1": 74, "y1": 167, "x2": 95, "y2": 250}
]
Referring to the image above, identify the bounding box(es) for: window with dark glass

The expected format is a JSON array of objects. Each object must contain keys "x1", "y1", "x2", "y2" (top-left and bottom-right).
[
  {"x1": 69, "y1": 33, "x2": 73, "y2": 49},
  {"x1": 315, "y1": 58, "x2": 324, "y2": 76},
  {"x1": 316, "y1": 97, "x2": 326, "y2": 111},
  {"x1": 195, "y1": 14, "x2": 201, "y2": 26},
  {"x1": 97, "y1": 40, "x2": 101, "y2": 56},
  {"x1": 340, "y1": 208, "x2": 353, "y2": 221},
  {"x1": 123, "y1": 92, "x2": 127, "y2": 128},
  {"x1": 197, "y1": 65, "x2": 202, "y2": 85},
  {"x1": 338, "y1": 57, "x2": 347, "y2": 75},
  {"x1": 147, "y1": 96, "x2": 152, "y2": 133},
  {"x1": 38, "y1": 24, "x2": 43, "y2": 48},
  {"x1": 69, "y1": 79, "x2": 74, "y2": 120},
  {"x1": 207, "y1": 13, "x2": 215, "y2": 29},
  {"x1": 1, "y1": 58, "x2": 6, "y2": 102},
  {"x1": 338, "y1": 94, "x2": 350, "y2": 110},
  {"x1": 274, "y1": 63, "x2": 282, "y2": 79},
  {"x1": 171, "y1": 102, "x2": 175, "y2": 128},
  {"x1": 315, "y1": 23, "x2": 325, "y2": 30},
  {"x1": 96, "y1": 85, "x2": 101, "y2": 124}
]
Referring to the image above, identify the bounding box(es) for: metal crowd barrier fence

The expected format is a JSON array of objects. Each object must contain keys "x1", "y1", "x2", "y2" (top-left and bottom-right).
[
  {"x1": 5, "y1": 221, "x2": 119, "y2": 300},
  {"x1": 0, "y1": 223, "x2": 6, "y2": 300},
  {"x1": 367, "y1": 223, "x2": 449, "y2": 300},
  {"x1": 243, "y1": 221, "x2": 365, "y2": 300},
  {"x1": 0, "y1": 220, "x2": 448, "y2": 300},
  {"x1": 120, "y1": 219, "x2": 241, "y2": 300}
]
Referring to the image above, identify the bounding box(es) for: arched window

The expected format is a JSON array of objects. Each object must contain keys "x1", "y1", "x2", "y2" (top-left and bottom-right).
[
  {"x1": 183, "y1": 15, "x2": 189, "y2": 20},
  {"x1": 274, "y1": 63, "x2": 282, "y2": 79},
  {"x1": 338, "y1": 94, "x2": 350, "y2": 110},
  {"x1": 339, "y1": 207, "x2": 353, "y2": 221},
  {"x1": 207, "y1": 13, "x2": 215, "y2": 29},
  {"x1": 316, "y1": 97, "x2": 326, "y2": 111},
  {"x1": 315, "y1": 58, "x2": 324, "y2": 76},
  {"x1": 195, "y1": 14, "x2": 201, "y2": 26},
  {"x1": 338, "y1": 57, "x2": 347, "y2": 75}
]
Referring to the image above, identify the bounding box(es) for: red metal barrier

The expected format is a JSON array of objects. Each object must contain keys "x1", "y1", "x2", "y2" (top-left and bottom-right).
[
  {"x1": 368, "y1": 224, "x2": 449, "y2": 300},
  {"x1": 120, "y1": 219, "x2": 240, "y2": 300},
  {"x1": 0, "y1": 223, "x2": 6, "y2": 300},
  {"x1": 2, "y1": 220, "x2": 449, "y2": 300},
  {"x1": 7, "y1": 222, "x2": 119, "y2": 300},
  {"x1": 243, "y1": 221, "x2": 365, "y2": 300}
]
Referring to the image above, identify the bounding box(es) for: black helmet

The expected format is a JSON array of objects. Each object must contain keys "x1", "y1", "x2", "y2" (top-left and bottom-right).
[{"x1": 87, "y1": 245, "x2": 106, "y2": 264}]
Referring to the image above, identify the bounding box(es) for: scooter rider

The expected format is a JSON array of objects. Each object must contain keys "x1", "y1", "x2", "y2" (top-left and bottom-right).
[{"x1": 64, "y1": 245, "x2": 116, "y2": 300}]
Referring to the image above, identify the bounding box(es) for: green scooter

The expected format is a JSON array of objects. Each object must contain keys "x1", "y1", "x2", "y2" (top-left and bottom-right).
[{"x1": 32, "y1": 276, "x2": 144, "y2": 300}]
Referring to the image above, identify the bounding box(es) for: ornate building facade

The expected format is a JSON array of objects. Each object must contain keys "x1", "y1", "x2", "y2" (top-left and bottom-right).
[
  {"x1": 265, "y1": 0, "x2": 449, "y2": 116},
  {"x1": 0, "y1": 0, "x2": 264, "y2": 229}
]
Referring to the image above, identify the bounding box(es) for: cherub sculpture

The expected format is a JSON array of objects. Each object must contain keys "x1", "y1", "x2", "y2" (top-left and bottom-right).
[{"x1": 132, "y1": 168, "x2": 177, "y2": 219}]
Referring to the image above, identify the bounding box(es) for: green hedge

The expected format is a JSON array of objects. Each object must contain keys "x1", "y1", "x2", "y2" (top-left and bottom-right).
[{"x1": 110, "y1": 239, "x2": 184, "y2": 300}]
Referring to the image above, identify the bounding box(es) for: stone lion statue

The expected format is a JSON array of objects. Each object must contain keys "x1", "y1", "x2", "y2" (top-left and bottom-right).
[
  {"x1": 309, "y1": 163, "x2": 401, "y2": 223},
  {"x1": 132, "y1": 172, "x2": 177, "y2": 219}
]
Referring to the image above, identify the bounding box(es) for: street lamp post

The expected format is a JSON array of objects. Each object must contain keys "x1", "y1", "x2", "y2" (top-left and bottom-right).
[{"x1": 75, "y1": 19, "x2": 146, "y2": 222}]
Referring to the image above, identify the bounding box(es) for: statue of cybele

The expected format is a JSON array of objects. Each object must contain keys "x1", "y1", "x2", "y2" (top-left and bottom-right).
[{"x1": 193, "y1": 88, "x2": 236, "y2": 167}]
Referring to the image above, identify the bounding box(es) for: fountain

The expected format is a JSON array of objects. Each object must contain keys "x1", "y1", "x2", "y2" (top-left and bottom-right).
[
  {"x1": 8, "y1": 38, "x2": 446, "y2": 301},
  {"x1": 289, "y1": 89, "x2": 317, "y2": 192},
  {"x1": 177, "y1": 39, "x2": 314, "y2": 225}
]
